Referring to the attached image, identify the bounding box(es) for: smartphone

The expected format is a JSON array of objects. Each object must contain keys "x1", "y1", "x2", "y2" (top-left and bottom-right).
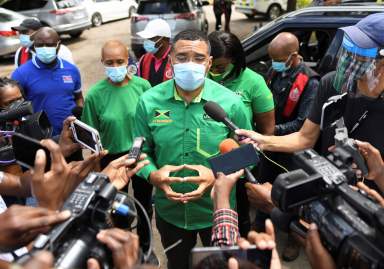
[
  {"x1": 190, "y1": 246, "x2": 272, "y2": 269},
  {"x1": 320, "y1": 92, "x2": 347, "y2": 130},
  {"x1": 208, "y1": 144, "x2": 259, "y2": 176},
  {"x1": 127, "y1": 137, "x2": 145, "y2": 167},
  {"x1": 70, "y1": 120, "x2": 103, "y2": 154},
  {"x1": 12, "y1": 132, "x2": 51, "y2": 171}
]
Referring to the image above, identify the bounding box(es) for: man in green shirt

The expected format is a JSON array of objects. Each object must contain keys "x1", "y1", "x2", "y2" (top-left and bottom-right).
[
  {"x1": 134, "y1": 30, "x2": 252, "y2": 269},
  {"x1": 81, "y1": 40, "x2": 153, "y2": 253}
]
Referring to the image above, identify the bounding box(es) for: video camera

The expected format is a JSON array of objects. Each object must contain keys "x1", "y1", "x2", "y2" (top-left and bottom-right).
[
  {"x1": 17, "y1": 172, "x2": 138, "y2": 269},
  {"x1": 271, "y1": 146, "x2": 384, "y2": 268},
  {"x1": 0, "y1": 99, "x2": 52, "y2": 164}
]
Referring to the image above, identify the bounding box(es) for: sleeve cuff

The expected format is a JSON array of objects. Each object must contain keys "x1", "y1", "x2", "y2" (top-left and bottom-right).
[{"x1": 138, "y1": 162, "x2": 158, "y2": 181}]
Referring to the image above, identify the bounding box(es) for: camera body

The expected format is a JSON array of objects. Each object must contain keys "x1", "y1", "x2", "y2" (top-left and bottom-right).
[
  {"x1": 18, "y1": 173, "x2": 137, "y2": 269},
  {"x1": 0, "y1": 100, "x2": 52, "y2": 164},
  {"x1": 271, "y1": 149, "x2": 384, "y2": 268}
]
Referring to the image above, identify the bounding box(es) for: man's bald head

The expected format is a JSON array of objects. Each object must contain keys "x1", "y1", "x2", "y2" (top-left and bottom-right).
[
  {"x1": 101, "y1": 40, "x2": 129, "y2": 67},
  {"x1": 268, "y1": 32, "x2": 299, "y2": 61},
  {"x1": 33, "y1": 27, "x2": 60, "y2": 45},
  {"x1": 102, "y1": 40, "x2": 128, "y2": 60}
]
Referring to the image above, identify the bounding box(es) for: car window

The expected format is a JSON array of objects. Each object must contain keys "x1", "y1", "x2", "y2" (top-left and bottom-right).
[
  {"x1": 55, "y1": 0, "x2": 80, "y2": 9},
  {"x1": 0, "y1": 12, "x2": 14, "y2": 22},
  {"x1": 2, "y1": 0, "x2": 48, "y2": 11},
  {"x1": 137, "y1": 0, "x2": 190, "y2": 14}
]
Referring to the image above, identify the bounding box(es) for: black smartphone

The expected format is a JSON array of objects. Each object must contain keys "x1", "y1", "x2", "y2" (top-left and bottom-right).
[
  {"x1": 208, "y1": 144, "x2": 259, "y2": 175},
  {"x1": 127, "y1": 137, "x2": 145, "y2": 168},
  {"x1": 12, "y1": 132, "x2": 51, "y2": 171},
  {"x1": 190, "y1": 246, "x2": 272, "y2": 269}
]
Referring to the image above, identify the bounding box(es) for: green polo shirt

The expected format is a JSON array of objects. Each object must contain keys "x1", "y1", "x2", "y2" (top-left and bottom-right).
[
  {"x1": 216, "y1": 68, "x2": 274, "y2": 125},
  {"x1": 134, "y1": 78, "x2": 252, "y2": 230},
  {"x1": 82, "y1": 76, "x2": 151, "y2": 154}
]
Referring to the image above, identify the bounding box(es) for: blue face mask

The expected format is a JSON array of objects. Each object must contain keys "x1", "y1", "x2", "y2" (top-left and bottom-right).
[
  {"x1": 173, "y1": 62, "x2": 206, "y2": 92},
  {"x1": 19, "y1": 34, "x2": 33, "y2": 48},
  {"x1": 271, "y1": 61, "x2": 289, "y2": 72},
  {"x1": 105, "y1": 65, "x2": 128, "y2": 83},
  {"x1": 35, "y1": 46, "x2": 57, "y2": 64},
  {"x1": 143, "y1": 39, "x2": 159, "y2": 54}
]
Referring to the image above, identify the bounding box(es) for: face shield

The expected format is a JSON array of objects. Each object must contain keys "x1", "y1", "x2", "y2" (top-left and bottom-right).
[{"x1": 333, "y1": 35, "x2": 379, "y2": 95}]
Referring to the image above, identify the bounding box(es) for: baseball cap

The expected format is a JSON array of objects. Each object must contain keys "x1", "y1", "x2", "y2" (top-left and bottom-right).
[
  {"x1": 12, "y1": 18, "x2": 42, "y2": 32},
  {"x1": 341, "y1": 13, "x2": 384, "y2": 49},
  {"x1": 137, "y1": 19, "x2": 171, "y2": 39}
]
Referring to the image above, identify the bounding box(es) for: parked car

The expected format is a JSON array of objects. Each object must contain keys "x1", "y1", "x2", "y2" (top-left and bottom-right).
[
  {"x1": 81, "y1": 0, "x2": 138, "y2": 27},
  {"x1": 242, "y1": 4, "x2": 384, "y2": 78},
  {"x1": 235, "y1": 0, "x2": 287, "y2": 20},
  {"x1": 0, "y1": 7, "x2": 29, "y2": 56},
  {"x1": 131, "y1": 0, "x2": 209, "y2": 58},
  {"x1": 1, "y1": 0, "x2": 91, "y2": 38}
]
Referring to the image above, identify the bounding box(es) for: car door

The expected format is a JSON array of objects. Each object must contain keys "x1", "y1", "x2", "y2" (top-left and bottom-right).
[{"x1": 94, "y1": 0, "x2": 118, "y2": 22}]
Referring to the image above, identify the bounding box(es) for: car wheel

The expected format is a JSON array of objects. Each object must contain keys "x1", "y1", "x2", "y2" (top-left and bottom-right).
[
  {"x1": 267, "y1": 4, "x2": 282, "y2": 20},
  {"x1": 69, "y1": 31, "x2": 83, "y2": 39},
  {"x1": 202, "y1": 19, "x2": 209, "y2": 33},
  {"x1": 129, "y1": 6, "x2": 137, "y2": 18},
  {"x1": 91, "y1": 13, "x2": 102, "y2": 27}
]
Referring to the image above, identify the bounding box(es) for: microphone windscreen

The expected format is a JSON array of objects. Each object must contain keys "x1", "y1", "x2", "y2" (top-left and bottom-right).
[
  {"x1": 203, "y1": 101, "x2": 227, "y2": 122},
  {"x1": 219, "y1": 138, "x2": 239, "y2": 154}
]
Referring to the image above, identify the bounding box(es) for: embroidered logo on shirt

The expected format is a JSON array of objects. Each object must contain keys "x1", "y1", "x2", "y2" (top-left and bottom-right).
[
  {"x1": 289, "y1": 88, "x2": 300, "y2": 102},
  {"x1": 234, "y1": 90, "x2": 243, "y2": 96},
  {"x1": 165, "y1": 69, "x2": 173, "y2": 79},
  {"x1": 62, "y1": 75, "x2": 73, "y2": 83},
  {"x1": 153, "y1": 110, "x2": 172, "y2": 123},
  {"x1": 203, "y1": 113, "x2": 214, "y2": 121}
]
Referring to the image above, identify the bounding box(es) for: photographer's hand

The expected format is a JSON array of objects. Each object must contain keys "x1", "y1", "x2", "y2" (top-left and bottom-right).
[
  {"x1": 32, "y1": 139, "x2": 101, "y2": 210},
  {"x1": 58, "y1": 116, "x2": 81, "y2": 157},
  {"x1": 87, "y1": 229, "x2": 139, "y2": 269},
  {"x1": 235, "y1": 129, "x2": 267, "y2": 150},
  {"x1": 211, "y1": 171, "x2": 244, "y2": 210},
  {"x1": 0, "y1": 205, "x2": 70, "y2": 252},
  {"x1": 305, "y1": 223, "x2": 336, "y2": 269},
  {"x1": 182, "y1": 164, "x2": 215, "y2": 203},
  {"x1": 245, "y1": 182, "x2": 274, "y2": 214},
  {"x1": 149, "y1": 165, "x2": 185, "y2": 202},
  {"x1": 102, "y1": 153, "x2": 149, "y2": 190},
  {"x1": 356, "y1": 181, "x2": 384, "y2": 207}
]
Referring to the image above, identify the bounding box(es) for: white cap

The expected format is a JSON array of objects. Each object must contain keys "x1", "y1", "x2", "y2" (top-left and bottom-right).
[{"x1": 137, "y1": 19, "x2": 171, "y2": 39}]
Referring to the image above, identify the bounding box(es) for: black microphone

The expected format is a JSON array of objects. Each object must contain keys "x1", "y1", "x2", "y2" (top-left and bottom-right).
[
  {"x1": 204, "y1": 101, "x2": 259, "y2": 184},
  {"x1": 270, "y1": 208, "x2": 307, "y2": 238}
]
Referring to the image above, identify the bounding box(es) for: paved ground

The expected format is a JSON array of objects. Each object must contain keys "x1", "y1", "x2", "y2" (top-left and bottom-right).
[{"x1": 0, "y1": 5, "x2": 310, "y2": 269}]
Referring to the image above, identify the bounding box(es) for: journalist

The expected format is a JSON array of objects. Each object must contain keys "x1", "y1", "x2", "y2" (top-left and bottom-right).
[
  {"x1": 236, "y1": 13, "x2": 384, "y2": 211},
  {"x1": 134, "y1": 29, "x2": 251, "y2": 269}
]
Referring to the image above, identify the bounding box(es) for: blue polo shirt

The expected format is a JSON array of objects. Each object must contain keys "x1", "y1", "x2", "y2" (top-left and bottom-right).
[{"x1": 12, "y1": 56, "x2": 81, "y2": 135}]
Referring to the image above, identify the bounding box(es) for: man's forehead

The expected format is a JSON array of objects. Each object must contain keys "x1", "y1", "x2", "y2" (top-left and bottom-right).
[
  {"x1": 102, "y1": 46, "x2": 128, "y2": 59},
  {"x1": 34, "y1": 33, "x2": 58, "y2": 43},
  {"x1": 173, "y1": 39, "x2": 209, "y2": 54}
]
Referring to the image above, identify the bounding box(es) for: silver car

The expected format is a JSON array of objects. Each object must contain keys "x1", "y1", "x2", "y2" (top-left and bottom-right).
[
  {"x1": 0, "y1": 8, "x2": 28, "y2": 56},
  {"x1": 131, "y1": 0, "x2": 209, "y2": 58},
  {"x1": 2, "y1": 0, "x2": 91, "y2": 38}
]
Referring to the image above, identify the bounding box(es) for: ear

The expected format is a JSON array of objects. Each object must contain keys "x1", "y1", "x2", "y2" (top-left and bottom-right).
[{"x1": 206, "y1": 56, "x2": 213, "y2": 73}]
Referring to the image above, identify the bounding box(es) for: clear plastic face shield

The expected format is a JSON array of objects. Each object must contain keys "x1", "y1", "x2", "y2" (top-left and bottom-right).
[{"x1": 333, "y1": 35, "x2": 383, "y2": 96}]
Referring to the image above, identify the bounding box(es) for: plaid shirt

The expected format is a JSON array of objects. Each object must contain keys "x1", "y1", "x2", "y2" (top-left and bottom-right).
[{"x1": 211, "y1": 208, "x2": 240, "y2": 246}]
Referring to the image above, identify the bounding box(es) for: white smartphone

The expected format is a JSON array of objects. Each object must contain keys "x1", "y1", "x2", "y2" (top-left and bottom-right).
[{"x1": 70, "y1": 119, "x2": 103, "y2": 154}]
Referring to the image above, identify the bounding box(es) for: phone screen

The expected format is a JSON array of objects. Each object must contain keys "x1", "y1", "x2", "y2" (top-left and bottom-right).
[
  {"x1": 12, "y1": 132, "x2": 51, "y2": 171},
  {"x1": 73, "y1": 122, "x2": 97, "y2": 152},
  {"x1": 191, "y1": 246, "x2": 272, "y2": 269}
]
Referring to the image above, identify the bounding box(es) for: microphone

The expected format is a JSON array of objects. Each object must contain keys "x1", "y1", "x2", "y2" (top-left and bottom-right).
[
  {"x1": 204, "y1": 101, "x2": 240, "y2": 131},
  {"x1": 270, "y1": 208, "x2": 307, "y2": 238},
  {"x1": 219, "y1": 138, "x2": 259, "y2": 184}
]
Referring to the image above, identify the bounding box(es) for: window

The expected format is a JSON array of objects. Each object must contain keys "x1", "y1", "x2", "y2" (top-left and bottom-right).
[
  {"x1": 55, "y1": 0, "x2": 80, "y2": 9},
  {"x1": 2, "y1": 0, "x2": 48, "y2": 11},
  {"x1": 137, "y1": 0, "x2": 190, "y2": 14},
  {"x1": 0, "y1": 12, "x2": 14, "y2": 22}
]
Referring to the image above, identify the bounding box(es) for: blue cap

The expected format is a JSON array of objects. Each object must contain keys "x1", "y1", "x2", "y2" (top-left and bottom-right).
[{"x1": 341, "y1": 13, "x2": 384, "y2": 49}]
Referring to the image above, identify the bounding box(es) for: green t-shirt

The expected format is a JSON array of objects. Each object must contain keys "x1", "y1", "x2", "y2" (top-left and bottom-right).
[
  {"x1": 82, "y1": 76, "x2": 151, "y2": 154},
  {"x1": 220, "y1": 68, "x2": 274, "y2": 124},
  {"x1": 134, "y1": 78, "x2": 252, "y2": 230}
]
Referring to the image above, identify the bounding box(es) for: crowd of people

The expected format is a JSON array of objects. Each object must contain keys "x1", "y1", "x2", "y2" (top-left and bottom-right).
[{"x1": 0, "y1": 10, "x2": 383, "y2": 269}]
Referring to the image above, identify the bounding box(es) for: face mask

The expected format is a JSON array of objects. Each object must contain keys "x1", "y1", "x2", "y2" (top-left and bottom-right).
[
  {"x1": 271, "y1": 61, "x2": 289, "y2": 72},
  {"x1": 209, "y1": 63, "x2": 234, "y2": 82},
  {"x1": 35, "y1": 46, "x2": 57, "y2": 64},
  {"x1": 173, "y1": 62, "x2": 206, "y2": 92},
  {"x1": 105, "y1": 65, "x2": 128, "y2": 83},
  {"x1": 143, "y1": 39, "x2": 159, "y2": 54},
  {"x1": 19, "y1": 34, "x2": 33, "y2": 48}
]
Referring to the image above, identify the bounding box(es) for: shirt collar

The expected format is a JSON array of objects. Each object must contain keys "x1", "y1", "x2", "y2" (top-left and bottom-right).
[
  {"x1": 170, "y1": 78, "x2": 216, "y2": 104},
  {"x1": 32, "y1": 55, "x2": 63, "y2": 69}
]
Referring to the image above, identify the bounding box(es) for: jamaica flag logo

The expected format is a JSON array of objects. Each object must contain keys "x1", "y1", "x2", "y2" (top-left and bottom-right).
[{"x1": 152, "y1": 110, "x2": 172, "y2": 124}]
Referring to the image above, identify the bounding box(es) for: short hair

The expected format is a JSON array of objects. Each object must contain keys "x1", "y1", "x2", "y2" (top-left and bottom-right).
[
  {"x1": 0, "y1": 77, "x2": 24, "y2": 97},
  {"x1": 172, "y1": 29, "x2": 211, "y2": 54},
  {"x1": 208, "y1": 31, "x2": 246, "y2": 79}
]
